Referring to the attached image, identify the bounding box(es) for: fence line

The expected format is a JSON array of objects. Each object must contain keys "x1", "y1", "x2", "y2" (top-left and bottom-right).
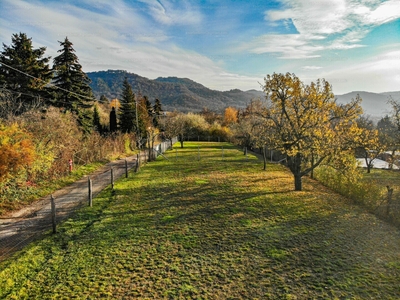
[{"x1": 0, "y1": 140, "x2": 176, "y2": 262}]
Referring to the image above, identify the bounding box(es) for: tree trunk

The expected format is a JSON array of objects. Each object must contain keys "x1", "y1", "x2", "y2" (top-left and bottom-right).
[
  {"x1": 179, "y1": 134, "x2": 184, "y2": 148},
  {"x1": 364, "y1": 153, "x2": 371, "y2": 173},
  {"x1": 294, "y1": 173, "x2": 302, "y2": 191},
  {"x1": 289, "y1": 153, "x2": 303, "y2": 191},
  {"x1": 263, "y1": 145, "x2": 267, "y2": 170},
  {"x1": 310, "y1": 153, "x2": 314, "y2": 179}
]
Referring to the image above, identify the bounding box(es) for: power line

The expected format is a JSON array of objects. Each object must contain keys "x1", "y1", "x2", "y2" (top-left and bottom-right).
[
  {"x1": 0, "y1": 61, "x2": 97, "y2": 102},
  {"x1": 0, "y1": 87, "x2": 98, "y2": 107},
  {"x1": 0, "y1": 62, "x2": 155, "y2": 107}
]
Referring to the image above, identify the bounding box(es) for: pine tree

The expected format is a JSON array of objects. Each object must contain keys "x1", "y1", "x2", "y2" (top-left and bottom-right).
[
  {"x1": 153, "y1": 98, "x2": 163, "y2": 127},
  {"x1": 100, "y1": 94, "x2": 108, "y2": 103},
  {"x1": 93, "y1": 104, "x2": 101, "y2": 132},
  {"x1": 143, "y1": 95, "x2": 153, "y2": 117},
  {"x1": 0, "y1": 32, "x2": 52, "y2": 114},
  {"x1": 52, "y1": 37, "x2": 94, "y2": 132},
  {"x1": 119, "y1": 78, "x2": 136, "y2": 133},
  {"x1": 110, "y1": 107, "x2": 117, "y2": 133}
]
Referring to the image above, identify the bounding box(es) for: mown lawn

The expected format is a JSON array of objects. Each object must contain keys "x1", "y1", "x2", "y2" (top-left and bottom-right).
[
  {"x1": 362, "y1": 168, "x2": 400, "y2": 188},
  {"x1": 1, "y1": 142, "x2": 399, "y2": 299}
]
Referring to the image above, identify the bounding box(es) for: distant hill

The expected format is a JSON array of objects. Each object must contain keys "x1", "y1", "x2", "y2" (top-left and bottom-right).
[
  {"x1": 88, "y1": 70, "x2": 399, "y2": 118},
  {"x1": 87, "y1": 70, "x2": 263, "y2": 112},
  {"x1": 335, "y1": 91, "x2": 399, "y2": 121}
]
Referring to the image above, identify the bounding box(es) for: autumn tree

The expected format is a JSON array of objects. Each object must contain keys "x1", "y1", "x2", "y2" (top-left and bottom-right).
[
  {"x1": 110, "y1": 98, "x2": 121, "y2": 110},
  {"x1": 263, "y1": 73, "x2": 362, "y2": 191},
  {"x1": 136, "y1": 94, "x2": 153, "y2": 147},
  {"x1": 385, "y1": 98, "x2": 400, "y2": 167},
  {"x1": 355, "y1": 116, "x2": 382, "y2": 173},
  {"x1": 163, "y1": 113, "x2": 208, "y2": 148},
  {"x1": 234, "y1": 100, "x2": 267, "y2": 150},
  {"x1": 200, "y1": 107, "x2": 220, "y2": 124},
  {"x1": 0, "y1": 33, "x2": 52, "y2": 115},
  {"x1": 377, "y1": 115, "x2": 399, "y2": 168},
  {"x1": 223, "y1": 106, "x2": 238, "y2": 126},
  {"x1": 52, "y1": 37, "x2": 94, "y2": 133},
  {"x1": 234, "y1": 99, "x2": 271, "y2": 170}
]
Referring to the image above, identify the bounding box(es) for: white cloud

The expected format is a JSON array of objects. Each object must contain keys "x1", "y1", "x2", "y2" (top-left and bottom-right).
[
  {"x1": 313, "y1": 49, "x2": 400, "y2": 94},
  {"x1": 0, "y1": 0, "x2": 258, "y2": 91},
  {"x1": 302, "y1": 66, "x2": 322, "y2": 70},
  {"x1": 359, "y1": 0, "x2": 400, "y2": 25},
  {"x1": 137, "y1": 0, "x2": 203, "y2": 26},
  {"x1": 244, "y1": 34, "x2": 324, "y2": 59},
  {"x1": 257, "y1": 0, "x2": 400, "y2": 59}
]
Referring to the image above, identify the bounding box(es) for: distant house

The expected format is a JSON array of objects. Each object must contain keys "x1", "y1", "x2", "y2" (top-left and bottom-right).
[{"x1": 356, "y1": 158, "x2": 399, "y2": 170}]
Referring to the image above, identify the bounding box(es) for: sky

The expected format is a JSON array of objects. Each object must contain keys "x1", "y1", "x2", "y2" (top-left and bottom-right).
[{"x1": 1, "y1": 0, "x2": 399, "y2": 95}]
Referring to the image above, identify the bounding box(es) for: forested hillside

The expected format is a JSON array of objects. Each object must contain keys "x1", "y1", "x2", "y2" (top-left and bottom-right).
[{"x1": 88, "y1": 70, "x2": 263, "y2": 112}]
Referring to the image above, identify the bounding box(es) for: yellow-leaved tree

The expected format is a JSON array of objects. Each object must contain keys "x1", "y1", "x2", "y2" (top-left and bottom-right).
[{"x1": 263, "y1": 73, "x2": 363, "y2": 191}]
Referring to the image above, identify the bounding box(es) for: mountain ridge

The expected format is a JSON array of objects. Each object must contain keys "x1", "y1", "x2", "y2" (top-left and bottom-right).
[{"x1": 88, "y1": 70, "x2": 399, "y2": 117}]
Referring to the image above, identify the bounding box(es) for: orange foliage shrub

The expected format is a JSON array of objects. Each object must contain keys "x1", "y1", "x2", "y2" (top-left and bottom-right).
[{"x1": 0, "y1": 123, "x2": 35, "y2": 182}]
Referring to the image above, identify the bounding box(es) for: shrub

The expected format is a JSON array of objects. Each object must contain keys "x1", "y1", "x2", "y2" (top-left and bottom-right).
[
  {"x1": 314, "y1": 164, "x2": 384, "y2": 210},
  {"x1": 0, "y1": 123, "x2": 35, "y2": 183}
]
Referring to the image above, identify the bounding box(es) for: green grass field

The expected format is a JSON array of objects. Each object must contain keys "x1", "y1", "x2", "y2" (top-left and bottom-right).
[{"x1": 1, "y1": 142, "x2": 399, "y2": 299}]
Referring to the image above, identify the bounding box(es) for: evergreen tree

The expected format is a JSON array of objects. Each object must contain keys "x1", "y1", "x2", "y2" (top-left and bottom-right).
[
  {"x1": 119, "y1": 78, "x2": 136, "y2": 133},
  {"x1": 143, "y1": 95, "x2": 153, "y2": 117},
  {"x1": 137, "y1": 94, "x2": 152, "y2": 140},
  {"x1": 52, "y1": 37, "x2": 94, "y2": 132},
  {"x1": 153, "y1": 98, "x2": 163, "y2": 127},
  {"x1": 100, "y1": 94, "x2": 108, "y2": 103},
  {"x1": 110, "y1": 107, "x2": 117, "y2": 133},
  {"x1": 93, "y1": 104, "x2": 101, "y2": 132},
  {"x1": 0, "y1": 32, "x2": 52, "y2": 114}
]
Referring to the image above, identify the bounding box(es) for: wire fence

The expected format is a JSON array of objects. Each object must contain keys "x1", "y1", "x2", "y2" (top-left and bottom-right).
[{"x1": 0, "y1": 139, "x2": 175, "y2": 262}]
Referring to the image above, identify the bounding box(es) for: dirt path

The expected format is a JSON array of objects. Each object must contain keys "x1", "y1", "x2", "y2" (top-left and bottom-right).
[{"x1": 0, "y1": 155, "x2": 140, "y2": 262}]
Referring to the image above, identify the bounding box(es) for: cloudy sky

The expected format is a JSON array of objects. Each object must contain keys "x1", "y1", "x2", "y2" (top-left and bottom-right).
[{"x1": 1, "y1": 0, "x2": 399, "y2": 94}]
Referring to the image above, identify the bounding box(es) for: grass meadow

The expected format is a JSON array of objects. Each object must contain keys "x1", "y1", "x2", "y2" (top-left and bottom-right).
[{"x1": 1, "y1": 142, "x2": 399, "y2": 299}]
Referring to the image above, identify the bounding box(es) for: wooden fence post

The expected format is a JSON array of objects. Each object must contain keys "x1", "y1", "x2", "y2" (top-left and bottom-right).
[
  {"x1": 111, "y1": 168, "x2": 114, "y2": 191},
  {"x1": 135, "y1": 154, "x2": 140, "y2": 172},
  {"x1": 387, "y1": 185, "x2": 393, "y2": 216},
  {"x1": 198, "y1": 146, "x2": 200, "y2": 161},
  {"x1": 88, "y1": 177, "x2": 93, "y2": 207},
  {"x1": 50, "y1": 195, "x2": 56, "y2": 234},
  {"x1": 125, "y1": 159, "x2": 128, "y2": 178}
]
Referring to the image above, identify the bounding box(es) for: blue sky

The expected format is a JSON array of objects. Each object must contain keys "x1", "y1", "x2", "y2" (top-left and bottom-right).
[{"x1": 1, "y1": 0, "x2": 399, "y2": 94}]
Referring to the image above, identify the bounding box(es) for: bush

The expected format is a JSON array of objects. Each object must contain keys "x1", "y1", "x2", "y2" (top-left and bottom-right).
[
  {"x1": 0, "y1": 123, "x2": 35, "y2": 183},
  {"x1": 314, "y1": 165, "x2": 383, "y2": 209},
  {"x1": 18, "y1": 108, "x2": 83, "y2": 178}
]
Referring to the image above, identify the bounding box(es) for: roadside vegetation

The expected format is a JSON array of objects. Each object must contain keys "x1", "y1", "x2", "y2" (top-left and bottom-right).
[{"x1": 0, "y1": 142, "x2": 399, "y2": 299}]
